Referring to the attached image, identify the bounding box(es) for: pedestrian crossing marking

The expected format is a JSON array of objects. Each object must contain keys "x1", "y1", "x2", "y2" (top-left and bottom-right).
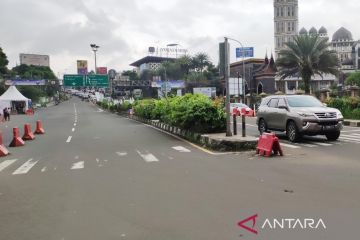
[
  {"x1": 12, "y1": 158, "x2": 38, "y2": 175},
  {"x1": 308, "y1": 142, "x2": 332, "y2": 147},
  {"x1": 0, "y1": 159, "x2": 17, "y2": 172},
  {"x1": 116, "y1": 152, "x2": 127, "y2": 156},
  {"x1": 280, "y1": 143, "x2": 301, "y2": 149},
  {"x1": 41, "y1": 167, "x2": 47, "y2": 172},
  {"x1": 172, "y1": 146, "x2": 191, "y2": 152}
]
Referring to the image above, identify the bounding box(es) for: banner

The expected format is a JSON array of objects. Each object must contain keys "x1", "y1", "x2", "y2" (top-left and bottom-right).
[
  {"x1": 5, "y1": 80, "x2": 46, "y2": 86},
  {"x1": 96, "y1": 67, "x2": 107, "y2": 74}
]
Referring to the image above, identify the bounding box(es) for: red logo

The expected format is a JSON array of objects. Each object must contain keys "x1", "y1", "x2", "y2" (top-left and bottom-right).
[{"x1": 238, "y1": 214, "x2": 258, "y2": 234}]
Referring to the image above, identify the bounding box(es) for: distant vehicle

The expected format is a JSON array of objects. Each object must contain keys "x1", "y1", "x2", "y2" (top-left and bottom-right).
[
  {"x1": 229, "y1": 103, "x2": 254, "y2": 116},
  {"x1": 256, "y1": 95, "x2": 344, "y2": 142}
]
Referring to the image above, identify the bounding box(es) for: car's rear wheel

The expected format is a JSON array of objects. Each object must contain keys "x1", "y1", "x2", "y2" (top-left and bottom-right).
[
  {"x1": 258, "y1": 119, "x2": 268, "y2": 135},
  {"x1": 286, "y1": 121, "x2": 300, "y2": 142},
  {"x1": 325, "y1": 131, "x2": 340, "y2": 141}
]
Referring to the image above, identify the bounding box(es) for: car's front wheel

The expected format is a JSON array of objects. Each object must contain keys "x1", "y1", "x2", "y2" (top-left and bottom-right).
[
  {"x1": 325, "y1": 131, "x2": 341, "y2": 141},
  {"x1": 258, "y1": 118, "x2": 268, "y2": 135},
  {"x1": 286, "y1": 121, "x2": 300, "y2": 142}
]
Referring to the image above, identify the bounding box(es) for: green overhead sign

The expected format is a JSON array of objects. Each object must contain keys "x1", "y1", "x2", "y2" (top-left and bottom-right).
[{"x1": 63, "y1": 74, "x2": 109, "y2": 87}]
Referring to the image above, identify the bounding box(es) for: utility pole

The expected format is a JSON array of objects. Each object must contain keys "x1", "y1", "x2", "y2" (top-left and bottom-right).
[
  {"x1": 90, "y1": 44, "x2": 99, "y2": 73},
  {"x1": 224, "y1": 37, "x2": 232, "y2": 137}
]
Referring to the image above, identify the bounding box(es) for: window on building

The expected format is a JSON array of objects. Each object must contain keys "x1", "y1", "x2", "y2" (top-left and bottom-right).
[
  {"x1": 292, "y1": 6, "x2": 295, "y2": 16},
  {"x1": 288, "y1": 7, "x2": 291, "y2": 16},
  {"x1": 280, "y1": 7, "x2": 283, "y2": 17},
  {"x1": 292, "y1": 22, "x2": 295, "y2": 31},
  {"x1": 288, "y1": 22, "x2": 291, "y2": 32},
  {"x1": 287, "y1": 81, "x2": 296, "y2": 90}
]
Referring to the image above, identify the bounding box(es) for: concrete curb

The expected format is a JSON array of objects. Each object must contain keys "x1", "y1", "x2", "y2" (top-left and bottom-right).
[
  {"x1": 126, "y1": 115, "x2": 257, "y2": 152},
  {"x1": 343, "y1": 120, "x2": 360, "y2": 127}
]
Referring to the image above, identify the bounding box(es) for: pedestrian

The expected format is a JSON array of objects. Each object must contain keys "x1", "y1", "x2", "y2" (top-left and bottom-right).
[
  {"x1": 7, "y1": 108, "x2": 11, "y2": 121},
  {"x1": 3, "y1": 108, "x2": 7, "y2": 121}
]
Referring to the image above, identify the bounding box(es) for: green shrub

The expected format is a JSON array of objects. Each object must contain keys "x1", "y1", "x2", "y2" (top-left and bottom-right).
[
  {"x1": 119, "y1": 101, "x2": 132, "y2": 112},
  {"x1": 133, "y1": 99, "x2": 155, "y2": 119},
  {"x1": 134, "y1": 94, "x2": 226, "y2": 133},
  {"x1": 326, "y1": 97, "x2": 360, "y2": 119}
]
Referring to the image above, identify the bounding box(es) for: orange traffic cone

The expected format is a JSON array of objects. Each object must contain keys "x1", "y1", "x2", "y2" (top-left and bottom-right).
[
  {"x1": 22, "y1": 124, "x2": 35, "y2": 141},
  {"x1": 9, "y1": 127, "x2": 25, "y2": 147},
  {"x1": 0, "y1": 132, "x2": 10, "y2": 157},
  {"x1": 34, "y1": 120, "x2": 45, "y2": 134}
]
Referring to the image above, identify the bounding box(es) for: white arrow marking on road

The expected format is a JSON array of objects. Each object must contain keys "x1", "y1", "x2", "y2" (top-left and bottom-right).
[
  {"x1": 116, "y1": 152, "x2": 128, "y2": 156},
  {"x1": 0, "y1": 159, "x2": 17, "y2": 172},
  {"x1": 136, "y1": 150, "x2": 159, "y2": 162},
  {"x1": 172, "y1": 146, "x2": 191, "y2": 152},
  {"x1": 13, "y1": 159, "x2": 38, "y2": 175},
  {"x1": 71, "y1": 161, "x2": 84, "y2": 170},
  {"x1": 66, "y1": 136, "x2": 72, "y2": 143}
]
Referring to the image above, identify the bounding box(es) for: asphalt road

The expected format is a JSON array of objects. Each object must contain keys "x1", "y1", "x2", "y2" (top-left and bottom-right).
[{"x1": 0, "y1": 98, "x2": 359, "y2": 240}]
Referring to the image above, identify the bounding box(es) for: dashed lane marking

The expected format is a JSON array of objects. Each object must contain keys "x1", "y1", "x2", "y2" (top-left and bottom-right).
[
  {"x1": 71, "y1": 161, "x2": 84, "y2": 170},
  {"x1": 66, "y1": 136, "x2": 72, "y2": 143},
  {"x1": 136, "y1": 150, "x2": 159, "y2": 162},
  {"x1": 72, "y1": 128, "x2": 75, "y2": 132},
  {"x1": 116, "y1": 152, "x2": 128, "y2": 156},
  {"x1": 172, "y1": 146, "x2": 191, "y2": 152}
]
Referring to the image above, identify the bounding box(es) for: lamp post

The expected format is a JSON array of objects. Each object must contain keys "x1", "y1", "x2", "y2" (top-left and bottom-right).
[
  {"x1": 226, "y1": 38, "x2": 246, "y2": 104},
  {"x1": 90, "y1": 44, "x2": 100, "y2": 73}
]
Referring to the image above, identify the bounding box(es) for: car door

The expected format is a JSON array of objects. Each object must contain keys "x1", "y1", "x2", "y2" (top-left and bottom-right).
[
  {"x1": 266, "y1": 98, "x2": 279, "y2": 129},
  {"x1": 273, "y1": 98, "x2": 288, "y2": 130}
]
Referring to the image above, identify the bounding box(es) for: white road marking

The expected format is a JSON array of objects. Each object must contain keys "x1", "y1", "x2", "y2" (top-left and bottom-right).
[
  {"x1": 308, "y1": 142, "x2": 333, "y2": 147},
  {"x1": 72, "y1": 128, "x2": 75, "y2": 132},
  {"x1": 340, "y1": 136, "x2": 360, "y2": 142},
  {"x1": 96, "y1": 158, "x2": 100, "y2": 163},
  {"x1": 297, "y1": 143, "x2": 317, "y2": 148},
  {"x1": 12, "y1": 159, "x2": 38, "y2": 175},
  {"x1": 349, "y1": 133, "x2": 360, "y2": 136},
  {"x1": 41, "y1": 167, "x2": 47, "y2": 172},
  {"x1": 116, "y1": 152, "x2": 128, "y2": 156},
  {"x1": 280, "y1": 143, "x2": 301, "y2": 149},
  {"x1": 54, "y1": 167, "x2": 57, "y2": 171},
  {"x1": 75, "y1": 156, "x2": 79, "y2": 160},
  {"x1": 246, "y1": 124, "x2": 258, "y2": 127},
  {"x1": 74, "y1": 123, "x2": 77, "y2": 126},
  {"x1": 340, "y1": 139, "x2": 360, "y2": 143},
  {"x1": 172, "y1": 146, "x2": 191, "y2": 152},
  {"x1": 71, "y1": 161, "x2": 84, "y2": 170},
  {"x1": 66, "y1": 136, "x2": 72, "y2": 143},
  {"x1": 0, "y1": 159, "x2": 17, "y2": 172},
  {"x1": 136, "y1": 150, "x2": 159, "y2": 162}
]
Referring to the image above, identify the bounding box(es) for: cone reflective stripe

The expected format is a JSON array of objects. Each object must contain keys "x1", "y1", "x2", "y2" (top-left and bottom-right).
[
  {"x1": 35, "y1": 120, "x2": 45, "y2": 134},
  {"x1": 0, "y1": 132, "x2": 10, "y2": 157},
  {"x1": 10, "y1": 127, "x2": 25, "y2": 147},
  {"x1": 23, "y1": 124, "x2": 35, "y2": 141}
]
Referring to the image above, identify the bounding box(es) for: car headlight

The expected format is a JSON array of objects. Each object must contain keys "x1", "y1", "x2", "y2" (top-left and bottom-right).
[
  {"x1": 297, "y1": 112, "x2": 314, "y2": 117},
  {"x1": 337, "y1": 112, "x2": 343, "y2": 119}
]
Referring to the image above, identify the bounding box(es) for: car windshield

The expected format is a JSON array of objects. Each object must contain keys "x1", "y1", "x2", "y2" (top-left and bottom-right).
[{"x1": 287, "y1": 96, "x2": 323, "y2": 107}]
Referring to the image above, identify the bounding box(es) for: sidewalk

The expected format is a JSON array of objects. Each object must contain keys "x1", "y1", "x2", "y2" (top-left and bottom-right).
[{"x1": 344, "y1": 119, "x2": 360, "y2": 127}]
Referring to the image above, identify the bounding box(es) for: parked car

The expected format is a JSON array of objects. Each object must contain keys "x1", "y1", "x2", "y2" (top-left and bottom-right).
[
  {"x1": 229, "y1": 103, "x2": 254, "y2": 116},
  {"x1": 256, "y1": 95, "x2": 344, "y2": 142}
]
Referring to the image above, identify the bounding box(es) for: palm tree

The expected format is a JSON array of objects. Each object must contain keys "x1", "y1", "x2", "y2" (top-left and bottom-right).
[{"x1": 276, "y1": 34, "x2": 340, "y2": 94}]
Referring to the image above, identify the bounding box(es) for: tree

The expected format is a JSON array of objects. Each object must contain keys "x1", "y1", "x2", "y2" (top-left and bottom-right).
[
  {"x1": 276, "y1": 34, "x2": 340, "y2": 94},
  {"x1": 345, "y1": 71, "x2": 360, "y2": 87},
  {"x1": 0, "y1": 47, "x2": 9, "y2": 76},
  {"x1": 122, "y1": 70, "x2": 139, "y2": 81}
]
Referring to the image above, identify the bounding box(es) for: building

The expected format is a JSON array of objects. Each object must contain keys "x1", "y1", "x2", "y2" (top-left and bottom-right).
[
  {"x1": 230, "y1": 55, "x2": 277, "y2": 96},
  {"x1": 331, "y1": 27, "x2": 355, "y2": 69},
  {"x1": 354, "y1": 41, "x2": 360, "y2": 70},
  {"x1": 274, "y1": 0, "x2": 299, "y2": 59},
  {"x1": 299, "y1": 26, "x2": 328, "y2": 38},
  {"x1": 130, "y1": 56, "x2": 175, "y2": 74},
  {"x1": 19, "y1": 53, "x2": 50, "y2": 67}
]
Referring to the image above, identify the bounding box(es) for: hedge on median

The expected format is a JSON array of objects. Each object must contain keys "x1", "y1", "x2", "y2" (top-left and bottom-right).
[
  {"x1": 133, "y1": 94, "x2": 226, "y2": 133},
  {"x1": 325, "y1": 97, "x2": 360, "y2": 119}
]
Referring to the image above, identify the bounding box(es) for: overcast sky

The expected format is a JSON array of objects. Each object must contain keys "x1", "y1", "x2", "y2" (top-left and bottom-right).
[{"x1": 1, "y1": 0, "x2": 359, "y2": 77}]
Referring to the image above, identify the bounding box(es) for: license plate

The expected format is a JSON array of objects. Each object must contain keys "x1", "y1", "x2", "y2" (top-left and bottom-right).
[{"x1": 323, "y1": 125, "x2": 335, "y2": 130}]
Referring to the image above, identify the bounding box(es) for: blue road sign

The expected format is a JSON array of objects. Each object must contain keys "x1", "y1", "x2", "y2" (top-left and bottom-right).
[{"x1": 236, "y1": 47, "x2": 254, "y2": 58}]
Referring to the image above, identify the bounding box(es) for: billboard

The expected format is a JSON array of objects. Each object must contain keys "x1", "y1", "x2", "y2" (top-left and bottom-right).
[
  {"x1": 20, "y1": 54, "x2": 49, "y2": 67},
  {"x1": 229, "y1": 78, "x2": 244, "y2": 95},
  {"x1": 96, "y1": 67, "x2": 107, "y2": 74},
  {"x1": 236, "y1": 47, "x2": 254, "y2": 58},
  {"x1": 5, "y1": 80, "x2": 46, "y2": 86},
  {"x1": 77, "y1": 60, "x2": 88, "y2": 75},
  {"x1": 193, "y1": 87, "x2": 216, "y2": 98},
  {"x1": 151, "y1": 80, "x2": 185, "y2": 88}
]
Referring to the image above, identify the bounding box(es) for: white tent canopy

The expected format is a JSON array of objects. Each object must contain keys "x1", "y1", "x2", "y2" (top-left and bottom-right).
[{"x1": 0, "y1": 86, "x2": 30, "y2": 113}]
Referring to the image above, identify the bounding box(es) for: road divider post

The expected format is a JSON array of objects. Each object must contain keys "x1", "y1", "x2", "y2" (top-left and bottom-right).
[
  {"x1": 23, "y1": 124, "x2": 35, "y2": 141},
  {"x1": 10, "y1": 127, "x2": 25, "y2": 147},
  {"x1": 35, "y1": 120, "x2": 45, "y2": 134},
  {"x1": 0, "y1": 132, "x2": 10, "y2": 156}
]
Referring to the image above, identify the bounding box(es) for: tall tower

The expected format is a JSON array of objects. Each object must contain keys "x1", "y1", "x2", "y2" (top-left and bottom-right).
[{"x1": 274, "y1": 0, "x2": 299, "y2": 59}]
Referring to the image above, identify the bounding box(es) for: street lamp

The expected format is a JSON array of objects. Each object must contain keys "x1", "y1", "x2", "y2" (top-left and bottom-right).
[
  {"x1": 90, "y1": 44, "x2": 100, "y2": 73},
  {"x1": 226, "y1": 37, "x2": 246, "y2": 104}
]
